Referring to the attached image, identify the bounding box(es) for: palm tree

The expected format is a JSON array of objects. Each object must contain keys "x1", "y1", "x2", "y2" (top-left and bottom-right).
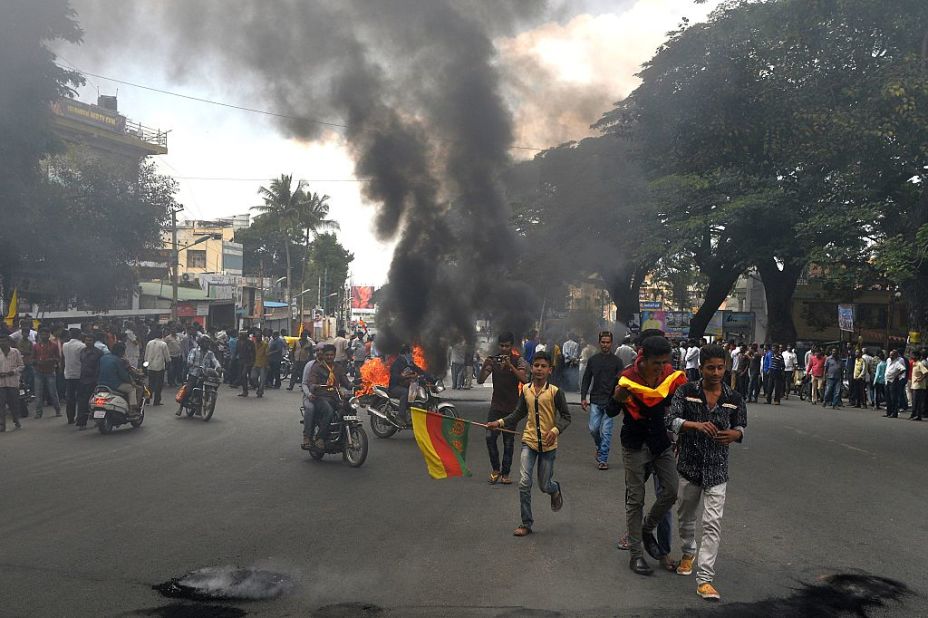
[
  {"x1": 296, "y1": 191, "x2": 339, "y2": 328},
  {"x1": 253, "y1": 174, "x2": 304, "y2": 331}
]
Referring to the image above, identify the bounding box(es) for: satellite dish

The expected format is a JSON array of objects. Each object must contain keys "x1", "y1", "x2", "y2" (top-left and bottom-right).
[{"x1": 182, "y1": 273, "x2": 191, "y2": 282}]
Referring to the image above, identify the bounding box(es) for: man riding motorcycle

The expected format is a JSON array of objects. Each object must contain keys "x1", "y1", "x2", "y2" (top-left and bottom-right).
[
  {"x1": 389, "y1": 344, "x2": 427, "y2": 424},
  {"x1": 300, "y1": 343, "x2": 326, "y2": 449},
  {"x1": 306, "y1": 344, "x2": 354, "y2": 448},
  {"x1": 177, "y1": 335, "x2": 222, "y2": 416}
]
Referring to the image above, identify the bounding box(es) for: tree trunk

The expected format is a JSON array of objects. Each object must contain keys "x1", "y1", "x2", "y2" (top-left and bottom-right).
[
  {"x1": 604, "y1": 264, "x2": 647, "y2": 335},
  {"x1": 688, "y1": 268, "x2": 742, "y2": 340},
  {"x1": 757, "y1": 258, "x2": 804, "y2": 344}
]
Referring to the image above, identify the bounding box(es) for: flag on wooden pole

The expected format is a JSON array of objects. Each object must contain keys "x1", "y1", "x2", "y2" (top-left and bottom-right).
[{"x1": 410, "y1": 407, "x2": 472, "y2": 479}]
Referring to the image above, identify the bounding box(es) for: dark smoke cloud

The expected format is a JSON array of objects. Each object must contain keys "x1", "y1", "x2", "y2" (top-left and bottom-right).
[{"x1": 67, "y1": 0, "x2": 546, "y2": 370}]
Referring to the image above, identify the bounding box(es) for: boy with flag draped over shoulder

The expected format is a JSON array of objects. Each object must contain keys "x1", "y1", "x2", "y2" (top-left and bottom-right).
[
  {"x1": 487, "y1": 351, "x2": 570, "y2": 537},
  {"x1": 608, "y1": 332, "x2": 688, "y2": 576}
]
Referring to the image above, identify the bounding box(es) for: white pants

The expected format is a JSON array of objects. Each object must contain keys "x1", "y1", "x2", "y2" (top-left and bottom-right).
[{"x1": 678, "y1": 479, "x2": 727, "y2": 584}]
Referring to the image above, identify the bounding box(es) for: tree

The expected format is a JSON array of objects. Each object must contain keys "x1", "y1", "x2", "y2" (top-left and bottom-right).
[
  {"x1": 234, "y1": 215, "x2": 302, "y2": 279},
  {"x1": 507, "y1": 136, "x2": 666, "y2": 329},
  {"x1": 295, "y1": 191, "x2": 339, "y2": 321},
  {"x1": 253, "y1": 174, "x2": 309, "y2": 330},
  {"x1": 14, "y1": 154, "x2": 176, "y2": 307},
  {"x1": 0, "y1": 0, "x2": 83, "y2": 295},
  {"x1": 302, "y1": 233, "x2": 353, "y2": 317}
]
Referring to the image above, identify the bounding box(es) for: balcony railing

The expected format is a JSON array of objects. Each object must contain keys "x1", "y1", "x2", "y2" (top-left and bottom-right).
[{"x1": 124, "y1": 119, "x2": 168, "y2": 148}]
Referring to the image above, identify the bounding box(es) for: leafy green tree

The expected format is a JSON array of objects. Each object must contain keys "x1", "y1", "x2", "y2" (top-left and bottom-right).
[
  {"x1": 235, "y1": 214, "x2": 302, "y2": 279},
  {"x1": 302, "y1": 233, "x2": 353, "y2": 316}
]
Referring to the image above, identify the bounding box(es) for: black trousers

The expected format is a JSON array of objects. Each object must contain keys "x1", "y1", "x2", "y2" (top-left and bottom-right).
[
  {"x1": 65, "y1": 378, "x2": 81, "y2": 423},
  {"x1": 911, "y1": 389, "x2": 925, "y2": 419},
  {"x1": 766, "y1": 370, "x2": 785, "y2": 403},
  {"x1": 147, "y1": 369, "x2": 165, "y2": 405},
  {"x1": 268, "y1": 360, "x2": 281, "y2": 387},
  {"x1": 76, "y1": 382, "x2": 95, "y2": 426},
  {"x1": 486, "y1": 408, "x2": 515, "y2": 475}
]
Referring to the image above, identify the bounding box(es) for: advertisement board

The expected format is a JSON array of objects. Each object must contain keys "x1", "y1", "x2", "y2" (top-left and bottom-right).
[
  {"x1": 351, "y1": 285, "x2": 375, "y2": 310},
  {"x1": 723, "y1": 312, "x2": 755, "y2": 341},
  {"x1": 664, "y1": 311, "x2": 692, "y2": 337},
  {"x1": 640, "y1": 301, "x2": 663, "y2": 311},
  {"x1": 838, "y1": 304, "x2": 855, "y2": 332}
]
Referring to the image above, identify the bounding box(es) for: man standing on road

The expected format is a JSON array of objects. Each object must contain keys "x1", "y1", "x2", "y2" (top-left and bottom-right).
[
  {"x1": 615, "y1": 336, "x2": 637, "y2": 370},
  {"x1": 32, "y1": 327, "x2": 61, "y2": 419},
  {"x1": 236, "y1": 330, "x2": 256, "y2": 398},
  {"x1": 562, "y1": 333, "x2": 580, "y2": 391},
  {"x1": 807, "y1": 348, "x2": 826, "y2": 404},
  {"x1": 609, "y1": 334, "x2": 686, "y2": 576},
  {"x1": 289, "y1": 332, "x2": 313, "y2": 391},
  {"x1": 251, "y1": 330, "x2": 269, "y2": 398},
  {"x1": 144, "y1": 328, "x2": 170, "y2": 406},
  {"x1": 333, "y1": 329, "x2": 349, "y2": 372},
  {"x1": 909, "y1": 349, "x2": 927, "y2": 421},
  {"x1": 747, "y1": 344, "x2": 762, "y2": 403},
  {"x1": 666, "y1": 344, "x2": 747, "y2": 602},
  {"x1": 62, "y1": 327, "x2": 85, "y2": 424},
  {"x1": 76, "y1": 333, "x2": 102, "y2": 429},
  {"x1": 164, "y1": 328, "x2": 182, "y2": 387},
  {"x1": 765, "y1": 344, "x2": 785, "y2": 405},
  {"x1": 0, "y1": 334, "x2": 24, "y2": 431},
  {"x1": 782, "y1": 345, "x2": 797, "y2": 400},
  {"x1": 822, "y1": 348, "x2": 844, "y2": 409},
  {"x1": 449, "y1": 342, "x2": 466, "y2": 390},
  {"x1": 883, "y1": 350, "x2": 906, "y2": 418},
  {"x1": 478, "y1": 332, "x2": 528, "y2": 485},
  {"x1": 684, "y1": 340, "x2": 701, "y2": 382},
  {"x1": 267, "y1": 331, "x2": 286, "y2": 389},
  {"x1": 581, "y1": 331, "x2": 623, "y2": 471},
  {"x1": 852, "y1": 349, "x2": 870, "y2": 409},
  {"x1": 523, "y1": 330, "x2": 538, "y2": 364}
]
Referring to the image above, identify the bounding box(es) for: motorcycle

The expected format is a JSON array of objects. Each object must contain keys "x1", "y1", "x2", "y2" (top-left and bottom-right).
[
  {"x1": 17, "y1": 376, "x2": 34, "y2": 419},
  {"x1": 91, "y1": 362, "x2": 150, "y2": 434},
  {"x1": 364, "y1": 378, "x2": 456, "y2": 439},
  {"x1": 177, "y1": 367, "x2": 221, "y2": 421},
  {"x1": 300, "y1": 391, "x2": 369, "y2": 467}
]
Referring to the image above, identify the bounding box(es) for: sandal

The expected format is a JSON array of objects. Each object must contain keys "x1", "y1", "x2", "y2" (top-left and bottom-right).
[
  {"x1": 500, "y1": 475, "x2": 512, "y2": 485},
  {"x1": 660, "y1": 556, "x2": 678, "y2": 572},
  {"x1": 617, "y1": 533, "x2": 630, "y2": 550},
  {"x1": 598, "y1": 462, "x2": 609, "y2": 470},
  {"x1": 513, "y1": 526, "x2": 532, "y2": 537},
  {"x1": 488, "y1": 471, "x2": 501, "y2": 484}
]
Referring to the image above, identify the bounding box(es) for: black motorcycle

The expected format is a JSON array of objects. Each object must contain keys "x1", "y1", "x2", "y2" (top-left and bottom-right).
[
  {"x1": 178, "y1": 368, "x2": 221, "y2": 421},
  {"x1": 364, "y1": 377, "x2": 456, "y2": 439},
  {"x1": 300, "y1": 394, "x2": 369, "y2": 467}
]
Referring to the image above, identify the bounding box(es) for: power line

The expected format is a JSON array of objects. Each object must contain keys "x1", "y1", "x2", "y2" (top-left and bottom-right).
[
  {"x1": 172, "y1": 176, "x2": 370, "y2": 182},
  {"x1": 62, "y1": 63, "x2": 546, "y2": 152}
]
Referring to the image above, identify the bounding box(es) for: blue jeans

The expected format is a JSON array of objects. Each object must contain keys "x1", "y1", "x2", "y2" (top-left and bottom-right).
[
  {"x1": 34, "y1": 371, "x2": 61, "y2": 416},
  {"x1": 823, "y1": 377, "x2": 842, "y2": 407},
  {"x1": 588, "y1": 403, "x2": 614, "y2": 464},
  {"x1": 519, "y1": 445, "x2": 559, "y2": 529}
]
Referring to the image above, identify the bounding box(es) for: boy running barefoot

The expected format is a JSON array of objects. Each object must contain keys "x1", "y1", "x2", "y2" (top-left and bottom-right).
[
  {"x1": 487, "y1": 352, "x2": 571, "y2": 536},
  {"x1": 666, "y1": 344, "x2": 747, "y2": 601}
]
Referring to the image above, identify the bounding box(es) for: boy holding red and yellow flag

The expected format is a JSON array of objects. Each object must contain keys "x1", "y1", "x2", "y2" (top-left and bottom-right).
[{"x1": 487, "y1": 351, "x2": 570, "y2": 537}]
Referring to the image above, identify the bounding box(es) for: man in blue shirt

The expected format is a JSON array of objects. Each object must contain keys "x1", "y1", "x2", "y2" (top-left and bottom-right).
[
  {"x1": 523, "y1": 330, "x2": 538, "y2": 364},
  {"x1": 226, "y1": 332, "x2": 239, "y2": 386},
  {"x1": 97, "y1": 342, "x2": 140, "y2": 415},
  {"x1": 267, "y1": 331, "x2": 286, "y2": 389}
]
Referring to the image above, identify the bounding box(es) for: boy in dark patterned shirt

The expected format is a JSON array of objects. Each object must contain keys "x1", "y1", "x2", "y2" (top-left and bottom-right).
[{"x1": 666, "y1": 344, "x2": 747, "y2": 602}]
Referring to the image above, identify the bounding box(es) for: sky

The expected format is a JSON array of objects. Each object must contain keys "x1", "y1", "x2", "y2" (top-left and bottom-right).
[{"x1": 58, "y1": 0, "x2": 721, "y2": 286}]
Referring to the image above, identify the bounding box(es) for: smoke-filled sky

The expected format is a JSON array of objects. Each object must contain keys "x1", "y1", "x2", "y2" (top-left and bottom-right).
[
  {"x1": 58, "y1": 0, "x2": 719, "y2": 286},
  {"x1": 55, "y1": 0, "x2": 720, "y2": 365}
]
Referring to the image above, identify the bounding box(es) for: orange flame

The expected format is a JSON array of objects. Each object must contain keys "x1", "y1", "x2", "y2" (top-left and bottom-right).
[
  {"x1": 356, "y1": 357, "x2": 391, "y2": 397},
  {"x1": 413, "y1": 345, "x2": 428, "y2": 372}
]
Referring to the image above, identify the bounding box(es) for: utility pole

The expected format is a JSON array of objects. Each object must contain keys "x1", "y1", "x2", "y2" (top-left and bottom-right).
[{"x1": 170, "y1": 206, "x2": 183, "y2": 321}]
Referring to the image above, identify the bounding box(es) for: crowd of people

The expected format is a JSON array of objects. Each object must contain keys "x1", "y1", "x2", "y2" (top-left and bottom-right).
[{"x1": 0, "y1": 316, "x2": 378, "y2": 431}]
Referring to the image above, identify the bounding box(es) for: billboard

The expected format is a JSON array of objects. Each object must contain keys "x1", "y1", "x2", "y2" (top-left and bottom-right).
[
  {"x1": 723, "y1": 312, "x2": 755, "y2": 341},
  {"x1": 838, "y1": 304, "x2": 855, "y2": 332},
  {"x1": 351, "y1": 285, "x2": 375, "y2": 310},
  {"x1": 665, "y1": 311, "x2": 692, "y2": 337}
]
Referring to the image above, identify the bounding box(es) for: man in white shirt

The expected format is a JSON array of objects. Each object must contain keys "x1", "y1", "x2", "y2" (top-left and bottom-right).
[
  {"x1": 62, "y1": 328, "x2": 85, "y2": 424},
  {"x1": 10, "y1": 319, "x2": 36, "y2": 344},
  {"x1": 0, "y1": 334, "x2": 24, "y2": 431},
  {"x1": 884, "y1": 350, "x2": 907, "y2": 418},
  {"x1": 144, "y1": 328, "x2": 171, "y2": 406},
  {"x1": 562, "y1": 334, "x2": 580, "y2": 391},
  {"x1": 730, "y1": 344, "x2": 742, "y2": 389},
  {"x1": 781, "y1": 345, "x2": 797, "y2": 400},
  {"x1": 685, "y1": 339, "x2": 702, "y2": 381},
  {"x1": 615, "y1": 336, "x2": 637, "y2": 368}
]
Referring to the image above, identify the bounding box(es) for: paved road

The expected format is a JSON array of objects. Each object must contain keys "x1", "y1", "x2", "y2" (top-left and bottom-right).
[{"x1": 0, "y1": 383, "x2": 925, "y2": 616}]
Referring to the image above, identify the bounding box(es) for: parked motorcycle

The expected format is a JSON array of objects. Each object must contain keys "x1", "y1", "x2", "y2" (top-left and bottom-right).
[
  {"x1": 177, "y1": 367, "x2": 221, "y2": 421},
  {"x1": 91, "y1": 362, "x2": 150, "y2": 434},
  {"x1": 300, "y1": 392, "x2": 369, "y2": 467},
  {"x1": 364, "y1": 378, "x2": 456, "y2": 439}
]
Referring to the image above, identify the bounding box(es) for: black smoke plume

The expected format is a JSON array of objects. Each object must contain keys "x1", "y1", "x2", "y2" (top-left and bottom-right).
[{"x1": 67, "y1": 0, "x2": 545, "y2": 370}]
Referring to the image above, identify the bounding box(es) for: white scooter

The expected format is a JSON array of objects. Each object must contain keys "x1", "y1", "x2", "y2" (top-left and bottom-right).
[{"x1": 91, "y1": 362, "x2": 150, "y2": 434}]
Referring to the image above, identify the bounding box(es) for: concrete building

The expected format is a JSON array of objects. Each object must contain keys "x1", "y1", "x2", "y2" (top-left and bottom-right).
[{"x1": 167, "y1": 218, "x2": 246, "y2": 280}]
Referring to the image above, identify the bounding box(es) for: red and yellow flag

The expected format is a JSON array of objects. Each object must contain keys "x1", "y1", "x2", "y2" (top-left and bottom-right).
[
  {"x1": 411, "y1": 407, "x2": 471, "y2": 479},
  {"x1": 618, "y1": 370, "x2": 688, "y2": 420}
]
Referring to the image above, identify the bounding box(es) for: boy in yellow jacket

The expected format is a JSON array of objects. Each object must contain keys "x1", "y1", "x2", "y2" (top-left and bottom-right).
[{"x1": 488, "y1": 351, "x2": 571, "y2": 536}]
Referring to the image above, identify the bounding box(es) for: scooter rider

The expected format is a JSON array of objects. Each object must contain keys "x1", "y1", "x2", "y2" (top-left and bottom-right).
[
  {"x1": 389, "y1": 344, "x2": 425, "y2": 424},
  {"x1": 307, "y1": 344, "x2": 354, "y2": 446},
  {"x1": 177, "y1": 335, "x2": 221, "y2": 416},
  {"x1": 301, "y1": 343, "x2": 326, "y2": 449},
  {"x1": 97, "y1": 342, "x2": 143, "y2": 417}
]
